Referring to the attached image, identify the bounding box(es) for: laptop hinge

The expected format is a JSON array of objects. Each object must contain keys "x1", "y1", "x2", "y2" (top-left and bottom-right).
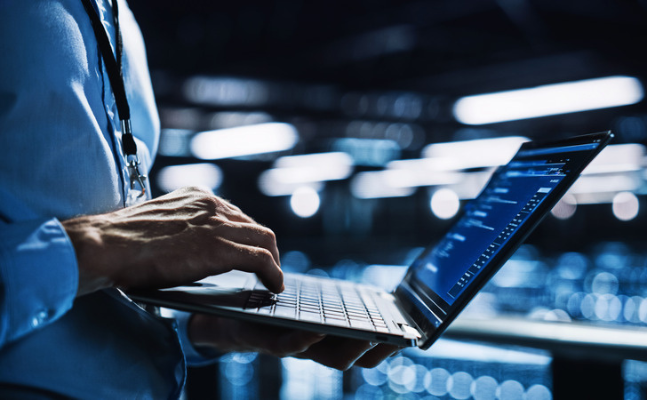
[
  {"x1": 393, "y1": 286, "x2": 438, "y2": 344},
  {"x1": 397, "y1": 323, "x2": 422, "y2": 340}
]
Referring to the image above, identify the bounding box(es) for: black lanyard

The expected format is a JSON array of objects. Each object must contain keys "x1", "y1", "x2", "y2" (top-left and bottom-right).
[{"x1": 81, "y1": 0, "x2": 146, "y2": 196}]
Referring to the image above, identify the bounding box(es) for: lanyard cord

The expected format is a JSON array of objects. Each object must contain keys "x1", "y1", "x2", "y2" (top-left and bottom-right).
[
  {"x1": 80, "y1": 0, "x2": 137, "y2": 155},
  {"x1": 81, "y1": 0, "x2": 146, "y2": 196}
]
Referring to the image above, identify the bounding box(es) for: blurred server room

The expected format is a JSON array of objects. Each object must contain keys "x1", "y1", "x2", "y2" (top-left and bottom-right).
[{"x1": 129, "y1": 1, "x2": 647, "y2": 399}]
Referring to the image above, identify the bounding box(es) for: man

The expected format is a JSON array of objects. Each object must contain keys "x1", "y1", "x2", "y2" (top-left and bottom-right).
[{"x1": 0, "y1": 0, "x2": 398, "y2": 398}]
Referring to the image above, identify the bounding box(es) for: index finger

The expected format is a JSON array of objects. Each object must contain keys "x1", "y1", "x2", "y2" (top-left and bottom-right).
[
  {"x1": 217, "y1": 199, "x2": 257, "y2": 224},
  {"x1": 215, "y1": 239, "x2": 285, "y2": 293},
  {"x1": 212, "y1": 221, "x2": 281, "y2": 268},
  {"x1": 293, "y1": 336, "x2": 377, "y2": 371}
]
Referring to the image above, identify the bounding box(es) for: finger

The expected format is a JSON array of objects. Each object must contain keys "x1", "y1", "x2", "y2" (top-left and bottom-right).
[
  {"x1": 211, "y1": 221, "x2": 280, "y2": 267},
  {"x1": 294, "y1": 336, "x2": 377, "y2": 371},
  {"x1": 353, "y1": 344, "x2": 402, "y2": 369},
  {"x1": 199, "y1": 317, "x2": 326, "y2": 356},
  {"x1": 174, "y1": 187, "x2": 257, "y2": 224},
  {"x1": 245, "y1": 328, "x2": 326, "y2": 357},
  {"x1": 216, "y1": 199, "x2": 257, "y2": 224},
  {"x1": 212, "y1": 239, "x2": 284, "y2": 293}
]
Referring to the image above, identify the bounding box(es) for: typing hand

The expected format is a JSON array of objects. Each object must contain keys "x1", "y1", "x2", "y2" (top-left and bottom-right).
[
  {"x1": 189, "y1": 314, "x2": 402, "y2": 370},
  {"x1": 62, "y1": 187, "x2": 283, "y2": 296}
]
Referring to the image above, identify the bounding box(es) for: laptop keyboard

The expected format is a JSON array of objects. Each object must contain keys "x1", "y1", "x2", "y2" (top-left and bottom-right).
[{"x1": 244, "y1": 275, "x2": 391, "y2": 333}]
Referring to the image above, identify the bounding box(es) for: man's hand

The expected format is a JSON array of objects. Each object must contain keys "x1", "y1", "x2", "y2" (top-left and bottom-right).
[
  {"x1": 189, "y1": 314, "x2": 402, "y2": 371},
  {"x1": 62, "y1": 187, "x2": 283, "y2": 297}
]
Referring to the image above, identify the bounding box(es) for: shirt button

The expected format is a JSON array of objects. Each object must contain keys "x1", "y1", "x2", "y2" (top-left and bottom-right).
[{"x1": 31, "y1": 310, "x2": 50, "y2": 328}]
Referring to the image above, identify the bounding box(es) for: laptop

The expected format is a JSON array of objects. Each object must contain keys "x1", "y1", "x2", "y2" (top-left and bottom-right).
[{"x1": 129, "y1": 131, "x2": 613, "y2": 350}]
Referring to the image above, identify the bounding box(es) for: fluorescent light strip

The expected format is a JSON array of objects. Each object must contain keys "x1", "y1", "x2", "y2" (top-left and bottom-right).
[
  {"x1": 258, "y1": 152, "x2": 354, "y2": 196},
  {"x1": 274, "y1": 152, "x2": 353, "y2": 169},
  {"x1": 582, "y1": 144, "x2": 645, "y2": 175},
  {"x1": 183, "y1": 76, "x2": 269, "y2": 106},
  {"x1": 454, "y1": 76, "x2": 644, "y2": 125},
  {"x1": 350, "y1": 171, "x2": 415, "y2": 199},
  {"x1": 191, "y1": 123, "x2": 298, "y2": 160},
  {"x1": 260, "y1": 165, "x2": 352, "y2": 186},
  {"x1": 569, "y1": 174, "x2": 642, "y2": 195},
  {"x1": 419, "y1": 136, "x2": 528, "y2": 169},
  {"x1": 156, "y1": 163, "x2": 223, "y2": 192},
  {"x1": 258, "y1": 179, "x2": 323, "y2": 197}
]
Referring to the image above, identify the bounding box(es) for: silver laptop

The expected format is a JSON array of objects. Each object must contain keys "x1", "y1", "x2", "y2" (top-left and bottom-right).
[{"x1": 129, "y1": 132, "x2": 613, "y2": 350}]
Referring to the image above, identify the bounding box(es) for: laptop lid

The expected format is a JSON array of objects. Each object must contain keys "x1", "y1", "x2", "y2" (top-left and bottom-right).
[{"x1": 394, "y1": 131, "x2": 613, "y2": 349}]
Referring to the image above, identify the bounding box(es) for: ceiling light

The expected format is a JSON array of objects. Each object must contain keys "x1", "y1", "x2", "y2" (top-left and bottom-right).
[
  {"x1": 454, "y1": 76, "x2": 644, "y2": 125},
  {"x1": 420, "y1": 136, "x2": 528, "y2": 169},
  {"x1": 350, "y1": 171, "x2": 415, "y2": 199},
  {"x1": 191, "y1": 123, "x2": 298, "y2": 160},
  {"x1": 612, "y1": 192, "x2": 640, "y2": 221},
  {"x1": 156, "y1": 163, "x2": 222, "y2": 193},
  {"x1": 290, "y1": 187, "x2": 321, "y2": 218}
]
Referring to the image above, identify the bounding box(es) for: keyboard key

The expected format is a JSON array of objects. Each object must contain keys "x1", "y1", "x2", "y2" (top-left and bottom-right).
[
  {"x1": 273, "y1": 306, "x2": 296, "y2": 319},
  {"x1": 349, "y1": 320, "x2": 375, "y2": 331},
  {"x1": 299, "y1": 311, "x2": 322, "y2": 323},
  {"x1": 347, "y1": 311, "x2": 368, "y2": 319},
  {"x1": 325, "y1": 318, "x2": 349, "y2": 327},
  {"x1": 323, "y1": 313, "x2": 346, "y2": 321},
  {"x1": 273, "y1": 275, "x2": 389, "y2": 333}
]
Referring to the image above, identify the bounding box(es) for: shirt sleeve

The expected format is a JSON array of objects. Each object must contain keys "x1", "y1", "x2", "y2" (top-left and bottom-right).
[{"x1": 0, "y1": 217, "x2": 79, "y2": 348}]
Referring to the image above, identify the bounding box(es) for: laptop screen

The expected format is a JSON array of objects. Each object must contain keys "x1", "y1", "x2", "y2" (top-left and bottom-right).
[{"x1": 396, "y1": 132, "x2": 613, "y2": 349}]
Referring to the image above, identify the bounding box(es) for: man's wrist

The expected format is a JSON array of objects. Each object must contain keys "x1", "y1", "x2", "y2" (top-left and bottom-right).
[{"x1": 61, "y1": 215, "x2": 114, "y2": 297}]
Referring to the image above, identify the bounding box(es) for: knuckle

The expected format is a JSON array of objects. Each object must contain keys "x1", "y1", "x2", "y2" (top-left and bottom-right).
[
  {"x1": 256, "y1": 248, "x2": 275, "y2": 263},
  {"x1": 185, "y1": 186, "x2": 213, "y2": 196},
  {"x1": 256, "y1": 226, "x2": 277, "y2": 244},
  {"x1": 201, "y1": 196, "x2": 222, "y2": 209},
  {"x1": 194, "y1": 197, "x2": 231, "y2": 218},
  {"x1": 330, "y1": 360, "x2": 353, "y2": 371},
  {"x1": 224, "y1": 200, "x2": 242, "y2": 213},
  {"x1": 262, "y1": 226, "x2": 277, "y2": 239},
  {"x1": 208, "y1": 216, "x2": 231, "y2": 228}
]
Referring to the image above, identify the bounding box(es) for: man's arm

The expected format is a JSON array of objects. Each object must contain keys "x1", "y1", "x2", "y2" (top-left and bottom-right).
[
  {"x1": 0, "y1": 185, "x2": 283, "y2": 349},
  {"x1": 62, "y1": 186, "x2": 284, "y2": 296}
]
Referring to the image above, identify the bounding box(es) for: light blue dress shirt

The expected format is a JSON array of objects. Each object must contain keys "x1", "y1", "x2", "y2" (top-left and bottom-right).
[{"x1": 0, "y1": 0, "x2": 213, "y2": 397}]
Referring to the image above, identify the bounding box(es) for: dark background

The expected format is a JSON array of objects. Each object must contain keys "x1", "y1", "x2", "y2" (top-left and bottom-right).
[
  {"x1": 126, "y1": 3, "x2": 647, "y2": 398},
  {"x1": 129, "y1": 0, "x2": 647, "y2": 265}
]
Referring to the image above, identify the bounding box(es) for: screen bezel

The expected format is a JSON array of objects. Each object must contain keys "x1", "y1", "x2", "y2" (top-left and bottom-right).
[{"x1": 394, "y1": 131, "x2": 614, "y2": 349}]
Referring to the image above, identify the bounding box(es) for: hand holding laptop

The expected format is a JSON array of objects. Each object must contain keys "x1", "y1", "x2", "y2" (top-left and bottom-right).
[
  {"x1": 63, "y1": 186, "x2": 284, "y2": 297},
  {"x1": 63, "y1": 184, "x2": 397, "y2": 370},
  {"x1": 189, "y1": 314, "x2": 402, "y2": 370}
]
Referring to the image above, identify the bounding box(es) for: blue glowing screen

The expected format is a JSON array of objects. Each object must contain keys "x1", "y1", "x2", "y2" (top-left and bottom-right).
[{"x1": 409, "y1": 143, "x2": 601, "y2": 308}]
